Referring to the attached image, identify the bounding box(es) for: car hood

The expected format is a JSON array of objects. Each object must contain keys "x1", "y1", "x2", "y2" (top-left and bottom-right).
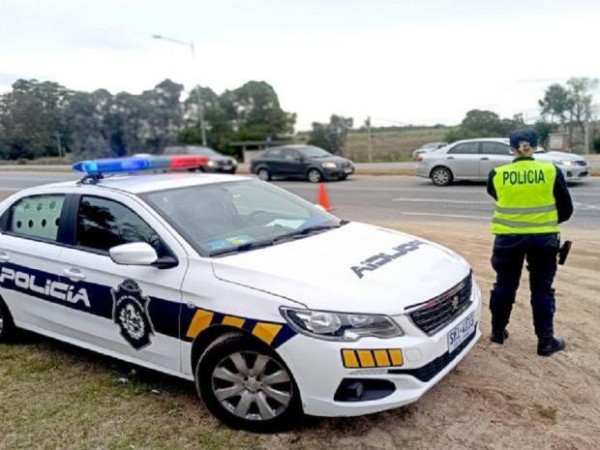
[
  {"x1": 211, "y1": 222, "x2": 470, "y2": 314},
  {"x1": 535, "y1": 151, "x2": 587, "y2": 163}
]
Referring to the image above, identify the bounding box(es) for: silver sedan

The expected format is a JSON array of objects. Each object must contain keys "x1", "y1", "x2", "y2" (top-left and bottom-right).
[{"x1": 415, "y1": 138, "x2": 590, "y2": 186}]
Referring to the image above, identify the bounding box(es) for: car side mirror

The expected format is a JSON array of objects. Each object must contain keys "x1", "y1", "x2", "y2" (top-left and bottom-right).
[{"x1": 109, "y1": 242, "x2": 158, "y2": 266}]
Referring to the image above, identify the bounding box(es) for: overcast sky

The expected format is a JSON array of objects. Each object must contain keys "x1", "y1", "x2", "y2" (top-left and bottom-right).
[{"x1": 1, "y1": 0, "x2": 599, "y2": 130}]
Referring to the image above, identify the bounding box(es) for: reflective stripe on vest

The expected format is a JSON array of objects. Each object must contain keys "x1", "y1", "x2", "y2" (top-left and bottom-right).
[{"x1": 491, "y1": 160, "x2": 560, "y2": 235}]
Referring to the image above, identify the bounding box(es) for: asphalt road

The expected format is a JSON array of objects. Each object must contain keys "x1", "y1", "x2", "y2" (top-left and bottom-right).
[{"x1": 0, "y1": 172, "x2": 598, "y2": 230}]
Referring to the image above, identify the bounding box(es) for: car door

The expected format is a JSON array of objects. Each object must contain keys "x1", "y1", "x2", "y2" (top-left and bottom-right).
[
  {"x1": 263, "y1": 148, "x2": 285, "y2": 176},
  {"x1": 56, "y1": 192, "x2": 189, "y2": 373},
  {"x1": 0, "y1": 192, "x2": 70, "y2": 335},
  {"x1": 445, "y1": 142, "x2": 481, "y2": 178},
  {"x1": 280, "y1": 148, "x2": 305, "y2": 177},
  {"x1": 479, "y1": 142, "x2": 514, "y2": 179}
]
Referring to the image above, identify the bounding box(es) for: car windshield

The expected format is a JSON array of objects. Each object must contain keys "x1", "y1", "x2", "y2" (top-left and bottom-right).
[
  {"x1": 188, "y1": 147, "x2": 219, "y2": 156},
  {"x1": 422, "y1": 142, "x2": 443, "y2": 149},
  {"x1": 141, "y1": 179, "x2": 342, "y2": 257},
  {"x1": 297, "y1": 146, "x2": 332, "y2": 158}
]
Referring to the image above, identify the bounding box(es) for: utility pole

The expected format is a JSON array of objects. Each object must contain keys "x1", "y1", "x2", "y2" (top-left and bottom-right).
[
  {"x1": 583, "y1": 97, "x2": 591, "y2": 154},
  {"x1": 366, "y1": 116, "x2": 373, "y2": 163},
  {"x1": 55, "y1": 131, "x2": 63, "y2": 159},
  {"x1": 152, "y1": 35, "x2": 207, "y2": 147}
]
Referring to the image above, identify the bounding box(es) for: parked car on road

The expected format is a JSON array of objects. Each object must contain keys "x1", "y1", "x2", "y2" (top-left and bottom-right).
[
  {"x1": 251, "y1": 145, "x2": 354, "y2": 182},
  {"x1": 412, "y1": 142, "x2": 448, "y2": 159},
  {"x1": 415, "y1": 138, "x2": 590, "y2": 186},
  {"x1": 0, "y1": 155, "x2": 481, "y2": 432},
  {"x1": 163, "y1": 145, "x2": 237, "y2": 174}
]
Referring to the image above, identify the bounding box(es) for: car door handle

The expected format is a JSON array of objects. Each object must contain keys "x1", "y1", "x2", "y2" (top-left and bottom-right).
[
  {"x1": 0, "y1": 251, "x2": 10, "y2": 262},
  {"x1": 480, "y1": 157, "x2": 489, "y2": 161},
  {"x1": 63, "y1": 268, "x2": 86, "y2": 281},
  {"x1": 446, "y1": 156, "x2": 454, "y2": 160}
]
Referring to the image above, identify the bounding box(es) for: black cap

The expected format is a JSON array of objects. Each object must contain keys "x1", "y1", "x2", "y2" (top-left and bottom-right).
[{"x1": 509, "y1": 129, "x2": 539, "y2": 149}]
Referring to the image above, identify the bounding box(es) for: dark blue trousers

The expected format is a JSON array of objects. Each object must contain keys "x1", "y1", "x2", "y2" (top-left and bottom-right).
[{"x1": 489, "y1": 234, "x2": 560, "y2": 337}]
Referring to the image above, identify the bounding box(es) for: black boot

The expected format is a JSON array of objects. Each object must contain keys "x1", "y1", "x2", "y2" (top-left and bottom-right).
[
  {"x1": 490, "y1": 329, "x2": 509, "y2": 344},
  {"x1": 537, "y1": 336, "x2": 566, "y2": 356}
]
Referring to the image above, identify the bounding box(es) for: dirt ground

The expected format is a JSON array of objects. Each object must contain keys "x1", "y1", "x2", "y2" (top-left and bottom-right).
[
  {"x1": 269, "y1": 221, "x2": 600, "y2": 450},
  {"x1": 1, "y1": 215, "x2": 599, "y2": 449}
]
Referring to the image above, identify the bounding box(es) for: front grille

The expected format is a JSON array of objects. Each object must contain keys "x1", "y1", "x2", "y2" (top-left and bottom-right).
[
  {"x1": 388, "y1": 327, "x2": 477, "y2": 382},
  {"x1": 407, "y1": 273, "x2": 472, "y2": 336},
  {"x1": 574, "y1": 160, "x2": 587, "y2": 167}
]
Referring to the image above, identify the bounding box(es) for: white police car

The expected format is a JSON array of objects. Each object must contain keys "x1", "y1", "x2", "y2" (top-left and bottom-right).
[{"x1": 0, "y1": 156, "x2": 482, "y2": 432}]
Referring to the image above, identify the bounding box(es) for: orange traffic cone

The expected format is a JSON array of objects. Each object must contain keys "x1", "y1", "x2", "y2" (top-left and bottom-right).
[{"x1": 318, "y1": 183, "x2": 332, "y2": 212}]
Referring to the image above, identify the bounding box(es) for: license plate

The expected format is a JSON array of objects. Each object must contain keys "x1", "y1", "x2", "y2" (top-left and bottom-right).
[
  {"x1": 447, "y1": 312, "x2": 475, "y2": 353},
  {"x1": 223, "y1": 165, "x2": 232, "y2": 170},
  {"x1": 344, "y1": 168, "x2": 352, "y2": 174}
]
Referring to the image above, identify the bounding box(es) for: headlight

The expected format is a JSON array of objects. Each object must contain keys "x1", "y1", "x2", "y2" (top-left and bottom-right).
[
  {"x1": 280, "y1": 307, "x2": 404, "y2": 341},
  {"x1": 206, "y1": 160, "x2": 216, "y2": 167},
  {"x1": 555, "y1": 160, "x2": 573, "y2": 167},
  {"x1": 322, "y1": 162, "x2": 337, "y2": 169}
]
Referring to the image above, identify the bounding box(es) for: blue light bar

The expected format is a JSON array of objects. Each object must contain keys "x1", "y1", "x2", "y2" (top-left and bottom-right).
[{"x1": 72, "y1": 155, "x2": 209, "y2": 176}]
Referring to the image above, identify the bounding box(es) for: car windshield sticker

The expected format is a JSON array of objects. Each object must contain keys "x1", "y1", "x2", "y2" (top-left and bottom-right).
[
  {"x1": 111, "y1": 279, "x2": 155, "y2": 350},
  {"x1": 351, "y1": 240, "x2": 425, "y2": 279},
  {"x1": 206, "y1": 239, "x2": 232, "y2": 251},
  {"x1": 226, "y1": 235, "x2": 253, "y2": 246},
  {"x1": 266, "y1": 219, "x2": 304, "y2": 229}
]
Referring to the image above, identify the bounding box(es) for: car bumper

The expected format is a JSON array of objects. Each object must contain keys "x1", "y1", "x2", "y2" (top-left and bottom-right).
[
  {"x1": 415, "y1": 164, "x2": 430, "y2": 178},
  {"x1": 560, "y1": 166, "x2": 589, "y2": 182},
  {"x1": 204, "y1": 165, "x2": 237, "y2": 174},
  {"x1": 277, "y1": 279, "x2": 483, "y2": 417},
  {"x1": 323, "y1": 167, "x2": 354, "y2": 179}
]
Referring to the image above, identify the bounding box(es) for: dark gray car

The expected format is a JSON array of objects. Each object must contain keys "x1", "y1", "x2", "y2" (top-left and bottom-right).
[
  {"x1": 250, "y1": 145, "x2": 354, "y2": 182},
  {"x1": 163, "y1": 146, "x2": 238, "y2": 174}
]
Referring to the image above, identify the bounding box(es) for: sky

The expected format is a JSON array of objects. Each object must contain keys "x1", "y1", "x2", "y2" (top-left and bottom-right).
[{"x1": 1, "y1": 0, "x2": 599, "y2": 131}]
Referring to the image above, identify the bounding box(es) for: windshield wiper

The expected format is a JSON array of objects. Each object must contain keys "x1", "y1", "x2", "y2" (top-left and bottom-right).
[
  {"x1": 272, "y1": 222, "x2": 348, "y2": 243},
  {"x1": 209, "y1": 240, "x2": 274, "y2": 257}
]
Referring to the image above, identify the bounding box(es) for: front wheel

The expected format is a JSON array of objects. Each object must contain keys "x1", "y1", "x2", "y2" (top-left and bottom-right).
[
  {"x1": 196, "y1": 332, "x2": 302, "y2": 432},
  {"x1": 307, "y1": 168, "x2": 323, "y2": 183},
  {"x1": 430, "y1": 166, "x2": 453, "y2": 186},
  {"x1": 0, "y1": 298, "x2": 16, "y2": 342}
]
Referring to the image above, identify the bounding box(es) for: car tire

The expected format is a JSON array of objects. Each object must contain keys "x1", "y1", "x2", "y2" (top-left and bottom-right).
[
  {"x1": 339, "y1": 174, "x2": 348, "y2": 181},
  {"x1": 430, "y1": 166, "x2": 453, "y2": 186},
  {"x1": 0, "y1": 297, "x2": 17, "y2": 342},
  {"x1": 257, "y1": 168, "x2": 271, "y2": 182},
  {"x1": 307, "y1": 169, "x2": 323, "y2": 183},
  {"x1": 196, "y1": 332, "x2": 302, "y2": 433}
]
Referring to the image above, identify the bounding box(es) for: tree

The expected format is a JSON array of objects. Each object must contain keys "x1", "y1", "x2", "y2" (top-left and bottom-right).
[
  {"x1": 460, "y1": 109, "x2": 504, "y2": 135},
  {"x1": 308, "y1": 115, "x2": 353, "y2": 155}
]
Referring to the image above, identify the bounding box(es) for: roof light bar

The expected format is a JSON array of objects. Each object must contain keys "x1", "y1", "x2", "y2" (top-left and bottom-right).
[{"x1": 72, "y1": 155, "x2": 209, "y2": 176}]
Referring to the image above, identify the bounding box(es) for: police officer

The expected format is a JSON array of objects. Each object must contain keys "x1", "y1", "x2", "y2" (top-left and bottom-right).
[{"x1": 487, "y1": 129, "x2": 573, "y2": 356}]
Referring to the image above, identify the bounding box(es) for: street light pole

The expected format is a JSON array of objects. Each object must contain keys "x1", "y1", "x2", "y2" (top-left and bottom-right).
[{"x1": 152, "y1": 34, "x2": 207, "y2": 147}]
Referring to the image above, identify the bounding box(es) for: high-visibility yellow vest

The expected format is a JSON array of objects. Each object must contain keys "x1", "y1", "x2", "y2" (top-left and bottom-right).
[{"x1": 492, "y1": 160, "x2": 559, "y2": 235}]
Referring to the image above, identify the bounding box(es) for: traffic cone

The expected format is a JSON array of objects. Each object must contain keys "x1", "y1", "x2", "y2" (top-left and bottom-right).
[{"x1": 318, "y1": 183, "x2": 332, "y2": 212}]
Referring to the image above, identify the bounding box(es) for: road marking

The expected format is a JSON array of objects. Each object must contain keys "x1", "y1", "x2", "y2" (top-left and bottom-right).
[
  {"x1": 392, "y1": 197, "x2": 492, "y2": 204},
  {"x1": 402, "y1": 212, "x2": 490, "y2": 220}
]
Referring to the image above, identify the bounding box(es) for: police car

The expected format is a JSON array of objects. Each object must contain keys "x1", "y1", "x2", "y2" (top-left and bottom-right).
[{"x1": 0, "y1": 156, "x2": 482, "y2": 432}]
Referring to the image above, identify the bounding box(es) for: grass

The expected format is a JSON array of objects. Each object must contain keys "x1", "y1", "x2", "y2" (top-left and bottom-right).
[
  {"x1": 344, "y1": 127, "x2": 450, "y2": 162},
  {"x1": 0, "y1": 334, "x2": 262, "y2": 449}
]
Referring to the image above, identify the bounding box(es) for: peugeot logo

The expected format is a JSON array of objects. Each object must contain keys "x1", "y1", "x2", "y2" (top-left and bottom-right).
[{"x1": 451, "y1": 296, "x2": 459, "y2": 312}]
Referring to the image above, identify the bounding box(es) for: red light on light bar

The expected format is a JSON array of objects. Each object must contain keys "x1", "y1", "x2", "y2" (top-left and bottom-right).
[{"x1": 169, "y1": 155, "x2": 209, "y2": 168}]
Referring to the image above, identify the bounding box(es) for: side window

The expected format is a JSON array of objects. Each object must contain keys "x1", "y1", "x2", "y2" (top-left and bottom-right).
[
  {"x1": 76, "y1": 196, "x2": 166, "y2": 255},
  {"x1": 265, "y1": 148, "x2": 282, "y2": 159},
  {"x1": 6, "y1": 194, "x2": 65, "y2": 242},
  {"x1": 282, "y1": 149, "x2": 298, "y2": 161},
  {"x1": 448, "y1": 143, "x2": 480, "y2": 154},
  {"x1": 481, "y1": 142, "x2": 512, "y2": 155}
]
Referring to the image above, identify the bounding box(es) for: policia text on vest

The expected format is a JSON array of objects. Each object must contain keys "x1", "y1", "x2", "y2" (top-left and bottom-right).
[{"x1": 501, "y1": 168, "x2": 546, "y2": 185}]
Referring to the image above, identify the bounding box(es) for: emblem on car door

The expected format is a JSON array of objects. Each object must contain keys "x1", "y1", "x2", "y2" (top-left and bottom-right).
[{"x1": 111, "y1": 279, "x2": 154, "y2": 350}]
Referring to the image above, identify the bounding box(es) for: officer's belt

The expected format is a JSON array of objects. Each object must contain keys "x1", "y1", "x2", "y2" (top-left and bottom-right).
[
  {"x1": 492, "y1": 218, "x2": 559, "y2": 228},
  {"x1": 495, "y1": 205, "x2": 557, "y2": 214}
]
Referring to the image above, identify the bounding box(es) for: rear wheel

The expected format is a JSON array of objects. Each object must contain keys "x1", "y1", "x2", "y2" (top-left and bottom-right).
[
  {"x1": 196, "y1": 332, "x2": 301, "y2": 432},
  {"x1": 0, "y1": 298, "x2": 16, "y2": 342},
  {"x1": 257, "y1": 168, "x2": 271, "y2": 182},
  {"x1": 307, "y1": 168, "x2": 323, "y2": 183},
  {"x1": 431, "y1": 166, "x2": 453, "y2": 186}
]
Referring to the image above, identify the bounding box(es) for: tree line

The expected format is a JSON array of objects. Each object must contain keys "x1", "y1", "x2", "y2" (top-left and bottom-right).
[
  {"x1": 446, "y1": 77, "x2": 599, "y2": 152},
  {"x1": 0, "y1": 79, "x2": 296, "y2": 160}
]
